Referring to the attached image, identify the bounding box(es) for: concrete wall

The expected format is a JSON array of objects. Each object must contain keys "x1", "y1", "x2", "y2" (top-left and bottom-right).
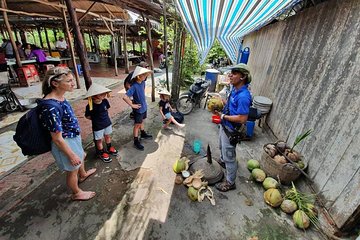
[{"x1": 243, "y1": 0, "x2": 360, "y2": 229}]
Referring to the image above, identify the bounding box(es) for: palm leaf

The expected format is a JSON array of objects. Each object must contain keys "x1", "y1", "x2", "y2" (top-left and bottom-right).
[{"x1": 290, "y1": 129, "x2": 312, "y2": 152}]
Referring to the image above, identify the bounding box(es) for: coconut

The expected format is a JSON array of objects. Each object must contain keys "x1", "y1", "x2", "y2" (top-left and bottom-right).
[
  {"x1": 275, "y1": 141, "x2": 287, "y2": 153},
  {"x1": 273, "y1": 155, "x2": 287, "y2": 164},
  {"x1": 192, "y1": 178, "x2": 202, "y2": 189},
  {"x1": 173, "y1": 158, "x2": 186, "y2": 173},
  {"x1": 251, "y1": 169, "x2": 266, "y2": 182},
  {"x1": 264, "y1": 144, "x2": 277, "y2": 158},
  {"x1": 247, "y1": 159, "x2": 260, "y2": 171},
  {"x1": 188, "y1": 187, "x2": 198, "y2": 201},
  {"x1": 293, "y1": 210, "x2": 310, "y2": 229},
  {"x1": 207, "y1": 98, "x2": 224, "y2": 112},
  {"x1": 285, "y1": 149, "x2": 300, "y2": 162},
  {"x1": 296, "y1": 161, "x2": 305, "y2": 169},
  {"x1": 280, "y1": 199, "x2": 298, "y2": 214},
  {"x1": 262, "y1": 177, "x2": 279, "y2": 190},
  {"x1": 264, "y1": 189, "x2": 283, "y2": 207},
  {"x1": 175, "y1": 175, "x2": 183, "y2": 185}
]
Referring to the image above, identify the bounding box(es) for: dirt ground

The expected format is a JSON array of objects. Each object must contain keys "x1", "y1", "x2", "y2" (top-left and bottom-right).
[{"x1": 0, "y1": 96, "x2": 326, "y2": 240}]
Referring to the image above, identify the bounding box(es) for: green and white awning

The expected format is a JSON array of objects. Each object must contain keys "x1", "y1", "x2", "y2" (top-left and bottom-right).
[{"x1": 176, "y1": 0, "x2": 300, "y2": 63}]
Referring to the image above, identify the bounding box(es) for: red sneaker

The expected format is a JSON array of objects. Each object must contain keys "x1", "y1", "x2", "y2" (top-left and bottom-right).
[
  {"x1": 108, "y1": 146, "x2": 118, "y2": 156},
  {"x1": 98, "y1": 152, "x2": 111, "y2": 163}
]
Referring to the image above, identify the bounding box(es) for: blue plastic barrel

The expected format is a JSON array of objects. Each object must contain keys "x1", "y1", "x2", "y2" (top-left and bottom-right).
[
  {"x1": 76, "y1": 64, "x2": 83, "y2": 76},
  {"x1": 246, "y1": 120, "x2": 255, "y2": 137},
  {"x1": 205, "y1": 69, "x2": 220, "y2": 92},
  {"x1": 240, "y1": 47, "x2": 250, "y2": 64}
]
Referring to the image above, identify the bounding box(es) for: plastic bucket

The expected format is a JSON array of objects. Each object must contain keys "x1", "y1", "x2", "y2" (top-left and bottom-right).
[
  {"x1": 205, "y1": 69, "x2": 220, "y2": 92},
  {"x1": 246, "y1": 121, "x2": 255, "y2": 137}
]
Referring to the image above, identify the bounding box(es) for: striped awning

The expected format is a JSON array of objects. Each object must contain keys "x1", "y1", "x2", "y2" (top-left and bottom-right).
[{"x1": 176, "y1": 0, "x2": 300, "y2": 64}]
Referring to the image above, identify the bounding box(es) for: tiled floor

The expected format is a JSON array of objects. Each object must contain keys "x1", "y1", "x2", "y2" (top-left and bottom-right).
[{"x1": 0, "y1": 131, "x2": 27, "y2": 175}]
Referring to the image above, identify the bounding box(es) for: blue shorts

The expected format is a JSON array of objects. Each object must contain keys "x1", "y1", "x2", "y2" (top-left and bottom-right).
[
  {"x1": 51, "y1": 135, "x2": 84, "y2": 172},
  {"x1": 93, "y1": 125, "x2": 112, "y2": 140},
  {"x1": 165, "y1": 112, "x2": 172, "y2": 119}
]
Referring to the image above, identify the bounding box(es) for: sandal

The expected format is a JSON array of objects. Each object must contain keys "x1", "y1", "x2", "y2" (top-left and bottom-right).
[
  {"x1": 79, "y1": 168, "x2": 97, "y2": 183},
  {"x1": 215, "y1": 180, "x2": 236, "y2": 192},
  {"x1": 71, "y1": 191, "x2": 96, "y2": 201}
]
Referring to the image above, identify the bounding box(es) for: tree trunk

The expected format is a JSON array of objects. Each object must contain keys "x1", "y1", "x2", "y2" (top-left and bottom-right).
[
  {"x1": 146, "y1": 18, "x2": 155, "y2": 102},
  {"x1": 171, "y1": 21, "x2": 183, "y2": 103}
]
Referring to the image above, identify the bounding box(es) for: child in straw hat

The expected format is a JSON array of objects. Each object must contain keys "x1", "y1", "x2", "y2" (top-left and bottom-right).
[
  {"x1": 123, "y1": 66, "x2": 153, "y2": 151},
  {"x1": 85, "y1": 83, "x2": 118, "y2": 163},
  {"x1": 158, "y1": 89, "x2": 185, "y2": 129}
]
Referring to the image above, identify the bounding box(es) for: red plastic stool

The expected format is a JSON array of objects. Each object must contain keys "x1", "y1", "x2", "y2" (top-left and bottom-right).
[
  {"x1": 26, "y1": 64, "x2": 40, "y2": 82},
  {"x1": 57, "y1": 64, "x2": 68, "y2": 68},
  {"x1": 17, "y1": 66, "x2": 35, "y2": 87}
]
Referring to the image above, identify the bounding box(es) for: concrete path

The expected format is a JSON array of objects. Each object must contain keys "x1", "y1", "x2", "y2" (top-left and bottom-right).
[{"x1": 0, "y1": 100, "x2": 324, "y2": 240}]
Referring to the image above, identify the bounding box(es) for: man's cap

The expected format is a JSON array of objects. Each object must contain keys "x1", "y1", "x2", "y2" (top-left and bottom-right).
[{"x1": 231, "y1": 63, "x2": 252, "y2": 83}]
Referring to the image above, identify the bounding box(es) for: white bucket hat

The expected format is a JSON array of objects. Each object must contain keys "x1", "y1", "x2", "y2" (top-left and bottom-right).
[
  {"x1": 158, "y1": 88, "x2": 171, "y2": 96},
  {"x1": 84, "y1": 83, "x2": 111, "y2": 98},
  {"x1": 131, "y1": 66, "x2": 152, "y2": 80}
]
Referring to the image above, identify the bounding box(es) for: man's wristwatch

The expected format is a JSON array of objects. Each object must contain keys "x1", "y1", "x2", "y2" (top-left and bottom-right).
[{"x1": 221, "y1": 114, "x2": 225, "y2": 120}]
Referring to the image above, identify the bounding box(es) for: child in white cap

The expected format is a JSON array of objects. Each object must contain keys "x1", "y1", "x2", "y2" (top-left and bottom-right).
[
  {"x1": 85, "y1": 83, "x2": 118, "y2": 163},
  {"x1": 158, "y1": 89, "x2": 185, "y2": 129}
]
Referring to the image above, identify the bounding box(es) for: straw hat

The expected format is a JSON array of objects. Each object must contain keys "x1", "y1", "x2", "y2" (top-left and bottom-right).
[
  {"x1": 131, "y1": 66, "x2": 152, "y2": 80},
  {"x1": 158, "y1": 88, "x2": 171, "y2": 96},
  {"x1": 230, "y1": 63, "x2": 252, "y2": 83},
  {"x1": 84, "y1": 83, "x2": 111, "y2": 98}
]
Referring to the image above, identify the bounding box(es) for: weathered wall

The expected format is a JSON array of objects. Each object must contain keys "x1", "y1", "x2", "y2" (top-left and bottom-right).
[{"x1": 243, "y1": 0, "x2": 360, "y2": 229}]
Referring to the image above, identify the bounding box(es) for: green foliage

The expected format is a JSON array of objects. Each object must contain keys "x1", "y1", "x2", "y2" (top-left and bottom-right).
[
  {"x1": 290, "y1": 129, "x2": 312, "y2": 152},
  {"x1": 206, "y1": 40, "x2": 227, "y2": 63}
]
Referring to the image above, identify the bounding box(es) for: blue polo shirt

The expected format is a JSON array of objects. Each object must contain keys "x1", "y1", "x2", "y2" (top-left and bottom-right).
[
  {"x1": 126, "y1": 80, "x2": 147, "y2": 113},
  {"x1": 222, "y1": 84, "x2": 251, "y2": 130}
]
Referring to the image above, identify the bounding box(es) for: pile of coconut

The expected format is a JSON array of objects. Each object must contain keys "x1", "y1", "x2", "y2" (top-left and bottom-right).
[
  {"x1": 247, "y1": 159, "x2": 318, "y2": 230},
  {"x1": 172, "y1": 157, "x2": 215, "y2": 205},
  {"x1": 264, "y1": 141, "x2": 305, "y2": 169}
]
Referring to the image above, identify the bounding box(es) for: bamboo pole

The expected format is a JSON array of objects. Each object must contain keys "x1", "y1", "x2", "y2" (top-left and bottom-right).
[
  {"x1": 145, "y1": 18, "x2": 155, "y2": 102},
  {"x1": 61, "y1": 1, "x2": 80, "y2": 89},
  {"x1": 163, "y1": 1, "x2": 169, "y2": 91},
  {"x1": 14, "y1": 28, "x2": 18, "y2": 42},
  {"x1": 53, "y1": 29, "x2": 57, "y2": 41},
  {"x1": 1, "y1": 0, "x2": 21, "y2": 67},
  {"x1": 123, "y1": 24, "x2": 129, "y2": 74},
  {"x1": 37, "y1": 26, "x2": 44, "y2": 48},
  {"x1": 110, "y1": 21, "x2": 118, "y2": 76},
  {"x1": 19, "y1": 30, "x2": 27, "y2": 44},
  {"x1": 64, "y1": 0, "x2": 92, "y2": 89},
  {"x1": 0, "y1": 7, "x2": 60, "y2": 19},
  {"x1": 45, "y1": 28, "x2": 52, "y2": 54}
]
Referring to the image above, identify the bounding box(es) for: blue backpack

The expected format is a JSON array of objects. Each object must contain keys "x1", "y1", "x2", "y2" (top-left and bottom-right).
[{"x1": 13, "y1": 99, "x2": 63, "y2": 156}]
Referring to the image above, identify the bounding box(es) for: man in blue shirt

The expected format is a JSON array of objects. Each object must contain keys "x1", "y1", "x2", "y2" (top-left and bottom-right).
[
  {"x1": 123, "y1": 66, "x2": 153, "y2": 150},
  {"x1": 215, "y1": 63, "x2": 252, "y2": 192}
]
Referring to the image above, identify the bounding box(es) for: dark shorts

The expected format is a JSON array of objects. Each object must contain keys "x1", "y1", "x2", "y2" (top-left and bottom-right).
[{"x1": 133, "y1": 111, "x2": 147, "y2": 124}]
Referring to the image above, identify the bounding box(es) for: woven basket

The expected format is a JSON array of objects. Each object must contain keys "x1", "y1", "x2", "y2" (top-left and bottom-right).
[{"x1": 260, "y1": 144, "x2": 307, "y2": 185}]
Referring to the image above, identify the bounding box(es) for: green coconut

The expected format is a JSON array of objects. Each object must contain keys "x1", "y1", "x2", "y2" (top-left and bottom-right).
[
  {"x1": 251, "y1": 168, "x2": 266, "y2": 182},
  {"x1": 188, "y1": 187, "x2": 198, "y2": 201},
  {"x1": 173, "y1": 158, "x2": 186, "y2": 174},
  {"x1": 264, "y1": 189, "x2": 283, "y2": 207},
  {"x1": 247, "y1": 159, "x2": 260, "y2": 171},
  {"x1": 262, "y1": 177, "x2": 279, "y2": 190},
  {"x1": 281, "y1": 199, "x2": 298, "y2": 214},
  {"x1": 293, "y1": 210, "x2": 310, "y2": 229},
  {"x1": 207, "y1": 98, "x2": 224, "y2": 112}
]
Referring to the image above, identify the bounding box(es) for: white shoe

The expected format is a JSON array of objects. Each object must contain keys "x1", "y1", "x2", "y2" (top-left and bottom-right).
[{"x1": 178, "y1": 124, "x2": 186, "y2": 128}]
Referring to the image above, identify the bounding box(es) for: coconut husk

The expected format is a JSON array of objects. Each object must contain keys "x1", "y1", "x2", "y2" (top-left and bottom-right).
[
  {"x1": 274, "y1": 155, "x2": 287, "y2": 164},
  {"x1": 192, "y1": 178, "x2": 202, "y2": 189},
  {"x1": 175, "y1": 175, "x2": 183, "y2": 185}
]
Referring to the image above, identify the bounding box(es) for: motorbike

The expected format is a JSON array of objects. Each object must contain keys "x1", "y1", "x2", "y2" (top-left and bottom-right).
[
  {"x1": 176, "y1": 78, "x2": 210, "y2": 115},
  {"x1": 0, "y1": 84, "x2": 24, "y2": 112}
]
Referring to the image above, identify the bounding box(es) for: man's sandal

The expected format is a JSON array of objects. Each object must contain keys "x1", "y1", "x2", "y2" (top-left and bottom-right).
[{"x1": 215, "y1": 180, "x2": 236, "y2": 192}]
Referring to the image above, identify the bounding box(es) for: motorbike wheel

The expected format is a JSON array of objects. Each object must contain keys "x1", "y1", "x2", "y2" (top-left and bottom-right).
[
  {"x1": 5, "y1": 102, "x2": 18, "y2": 112},
  {"x1": 176, "y1": 95, "x2": 194, "y2": 115}
]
